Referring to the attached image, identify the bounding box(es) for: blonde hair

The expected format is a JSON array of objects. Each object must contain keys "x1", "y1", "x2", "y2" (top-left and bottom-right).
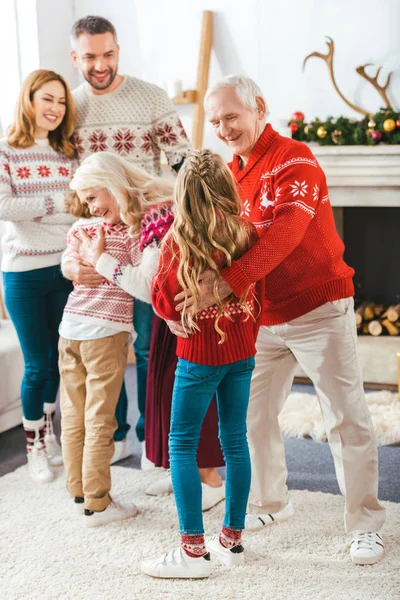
[
  {"x1": 171, "y1": 149, "x2": 254, "y2": 342},
  {"x1": 7, "y1": 69, "x2": 76, "y2": 159},
  {"x1": 69, "y1": 151, "x2": 173, "y2": 236}
]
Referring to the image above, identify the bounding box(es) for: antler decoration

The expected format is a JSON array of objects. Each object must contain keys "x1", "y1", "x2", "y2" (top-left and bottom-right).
[
  {"x1": 303, "y1": 37, "x2": 394, "y2": 115},
  {"x1": 303, "y1": 37, "x2": 368, "y2": 115},
  {"x1": 356, "y1": 64, "x2": 393, "y2": 109}
]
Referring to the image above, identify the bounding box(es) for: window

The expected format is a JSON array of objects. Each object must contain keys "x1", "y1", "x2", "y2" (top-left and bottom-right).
[{"x1": 0, "y1": 0, "x2": 39, "y2": 135}]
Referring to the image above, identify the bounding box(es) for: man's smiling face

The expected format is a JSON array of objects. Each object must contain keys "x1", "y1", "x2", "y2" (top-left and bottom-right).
[{"x1": 206, "y1": 86, "x2": 263, "y2": 159}]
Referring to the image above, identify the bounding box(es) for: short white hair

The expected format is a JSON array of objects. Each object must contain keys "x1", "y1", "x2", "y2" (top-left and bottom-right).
[{"x1": 204, "y1": 74, "x2": 268, "y2": 114}]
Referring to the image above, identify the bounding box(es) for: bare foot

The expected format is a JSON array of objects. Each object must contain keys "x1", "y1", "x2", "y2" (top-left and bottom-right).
[{"x1": 199, "y1": 467, "x2": 223, "y2": 488}]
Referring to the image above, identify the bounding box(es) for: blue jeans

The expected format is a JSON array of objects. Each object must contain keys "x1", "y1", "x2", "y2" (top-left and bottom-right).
[
  {"x1": 169, "y1": 356, "x2": 255, "y2": 534},
  {"x1": 3, "y1": 266, "x2": 72, "y2": 421},
  {"x1": 114, "y1": 299, "x2": 154, "y2": 442}
]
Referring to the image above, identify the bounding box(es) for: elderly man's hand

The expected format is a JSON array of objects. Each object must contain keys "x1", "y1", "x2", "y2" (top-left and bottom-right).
[
  {"x1": 165, "y1": 319, "x2": 189, "y2": 338},
  {"x1": 63, "y1": 259, "x2": 104, "y2": 287},
  {"x1": 174, "y1": 270, "x2": 233, "y2": 313}
]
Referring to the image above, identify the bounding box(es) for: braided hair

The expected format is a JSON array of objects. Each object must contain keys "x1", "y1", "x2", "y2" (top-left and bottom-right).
[{"x1": 170, "y1": 149, "x2": 254, "y2": 342}]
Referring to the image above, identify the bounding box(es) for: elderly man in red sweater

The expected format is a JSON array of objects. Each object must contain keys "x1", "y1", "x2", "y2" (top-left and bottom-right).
[{"x1": 174, "y1": 75, "x2": 386, "y2": 565}]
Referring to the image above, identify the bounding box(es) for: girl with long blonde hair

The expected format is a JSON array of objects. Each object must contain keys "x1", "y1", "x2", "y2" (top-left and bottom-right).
[
  {"x1": 143, "y1": 149, "x2": 262, "y2": 579},
  {"x1": 0, "y1": 69, "x2": 76, "y2": 484}
]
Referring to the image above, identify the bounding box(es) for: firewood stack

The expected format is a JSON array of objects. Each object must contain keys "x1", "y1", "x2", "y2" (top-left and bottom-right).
[{"x1": 355, "y1": 302, "x2": 400, "y2": 336}]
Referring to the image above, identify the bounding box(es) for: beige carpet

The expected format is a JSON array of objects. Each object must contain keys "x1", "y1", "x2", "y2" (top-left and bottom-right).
[
  {"x1": 0, "y1": 466, "x2": 399, "y2": 600},
  {"x1": 279, "y1": 390, "x2": 400, "y2": 445}
]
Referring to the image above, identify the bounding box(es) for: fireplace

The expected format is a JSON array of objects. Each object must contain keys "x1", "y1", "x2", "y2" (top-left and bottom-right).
[
  {"x1": 294, "y1": 144, "x2": 400, "y2": 388},
  {"x1": 343, "y1": 207, "x2": 400, "y2": 305}
]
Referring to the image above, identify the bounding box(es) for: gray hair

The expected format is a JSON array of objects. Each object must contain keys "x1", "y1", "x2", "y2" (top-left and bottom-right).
[
  {"x1": 70, "y1": 15, "x2": 117, "y2": 50},
  {"x1": 204, "y1": 74, "x2": 268, "y2": 114}
]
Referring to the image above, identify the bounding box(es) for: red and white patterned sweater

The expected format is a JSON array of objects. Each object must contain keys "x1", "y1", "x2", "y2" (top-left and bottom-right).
[
  {"x1": 222, "y1": 124, "x2": 355, "y2": 325},
  {"x1": 0, "y1": 138, "x2": 76, "y2": 272},
  {"x1": 152, "y1": 233, "x2": 261, "y2": 366},
  {"x1": 62, "y1": 220, "x2": 141, "y2": 332},
  {"x1": 94, "y1": 203, "x2": 174, "y2": 304},
  {"x1": 72, "y1": 76, "x2": 191, "y2": 175}
]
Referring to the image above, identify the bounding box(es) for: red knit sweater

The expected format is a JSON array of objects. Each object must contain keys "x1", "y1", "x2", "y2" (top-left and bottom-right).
[
  {"x1": 151, "y1": 237, "x2": 261, "y2": 365},
  {"x1": 222, "y1": 124, "x2": 355, "y2": 325}
]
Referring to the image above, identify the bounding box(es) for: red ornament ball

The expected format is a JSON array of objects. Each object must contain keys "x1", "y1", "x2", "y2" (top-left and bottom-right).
[
  {"x1": 291, "y1": 111, "x2": 305, "y2": 122},
  {"x1": 289, "y1": 122, "x2": 299, "y2": 134},
  {"x1": 396, "y1": 120, "x2": 400, "y2": 128},
  {"x1": 371, "y1": 131, "x2": 382, "y2": 140}
]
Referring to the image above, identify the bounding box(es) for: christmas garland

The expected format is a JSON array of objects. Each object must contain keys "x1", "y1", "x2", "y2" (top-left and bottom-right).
[{"x1": 288, "y1": 108, "x2": 400, "y2": 145}]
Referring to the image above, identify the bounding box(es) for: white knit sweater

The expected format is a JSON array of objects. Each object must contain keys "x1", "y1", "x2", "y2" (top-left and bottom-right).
[
  {"x1": 0, "y1": 138, "x2": 76, "y2": 272},
  {"x1": 72, "y1": 76, "x2": 191, "y2": 174}
]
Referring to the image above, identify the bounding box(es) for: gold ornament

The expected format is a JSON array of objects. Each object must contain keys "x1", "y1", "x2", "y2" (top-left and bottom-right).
[
  {"x1": 366, "y1": 128, "x2": 374, "y2": 137},
  {"x1": 317, "y1": 126, "x2": 327, "y2": 138},
  {"x1": 368, "y1": 119, "x2": 376, "y2": 128},
  {"x1": 331, "y1": 129, "x2": 342, "y2": 144},
  {"x1": 304, "y1": 124, "x2": 312, "y2": 135},
  {"x1": 383, "y1": 118, "x2": 396, "y2": 132}
]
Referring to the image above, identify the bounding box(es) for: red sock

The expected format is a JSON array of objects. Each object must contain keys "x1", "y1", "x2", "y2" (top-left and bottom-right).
[
  {"x1": 219, "y1": 527, "x2": 242, "y2": 549},
  {"x1": 181, "y1": 534, "x2": 207, "y2": 558}
]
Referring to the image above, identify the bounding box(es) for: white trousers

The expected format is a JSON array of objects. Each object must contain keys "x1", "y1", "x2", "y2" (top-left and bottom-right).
[{"x1": 247, "y1": 298, "x2": 386, "y2": 533}]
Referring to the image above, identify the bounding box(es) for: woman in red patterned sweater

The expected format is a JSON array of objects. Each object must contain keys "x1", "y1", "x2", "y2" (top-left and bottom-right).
[{"x1": 141, "y1": 149, "x2": 262, "y2": 580}]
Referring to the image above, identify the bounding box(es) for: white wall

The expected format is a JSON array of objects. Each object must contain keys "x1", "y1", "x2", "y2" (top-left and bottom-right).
[
  {"x1": 8, "y1": 0, "x2": 400, "y2": 160},
  {"x1": 36, "y1": 0, "x2": 78, "y2": 89},
  {"x1": 67, "y1": 0, "x2": 400, "y2": 159}
]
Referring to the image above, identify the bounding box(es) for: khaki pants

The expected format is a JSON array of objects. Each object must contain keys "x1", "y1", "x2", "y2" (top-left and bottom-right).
[
  {"x1": 59, "y1": 332, "x2": 129, "y2": 511},
  {"x1": 247, "y1": 298, "x2": 386, "y2": 533}
]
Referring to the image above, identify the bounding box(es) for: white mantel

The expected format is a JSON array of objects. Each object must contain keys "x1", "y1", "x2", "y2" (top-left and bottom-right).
[{"x1": 310, "y1": 145, "x2": 400, "y2": 207}]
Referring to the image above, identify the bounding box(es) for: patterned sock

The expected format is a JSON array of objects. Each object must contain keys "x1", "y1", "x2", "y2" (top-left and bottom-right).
[
  {"x1": 24, "y1": 425, "x2": 46, "y2": 451},
  {"x1": 43, "y1": 403, "x2": 56, "y2": 437},
  {"x1": 219, "y1": 527, "x2": 243, "y2": 549},
  {"x1": 181, "y1": 534, "x2": 207, "y2": 558}
]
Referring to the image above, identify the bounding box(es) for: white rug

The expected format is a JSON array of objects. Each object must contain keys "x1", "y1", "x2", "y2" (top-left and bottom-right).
[
  {"x1": 279, "y1": 391, "x2": 400, "y2": 445},
  {"x1": 0, "y1": 466, "x2": 399, "y2": 600}
]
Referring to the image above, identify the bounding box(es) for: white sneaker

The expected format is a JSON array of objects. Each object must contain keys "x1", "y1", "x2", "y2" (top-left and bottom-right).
[
  {"x1": 85, "y1": 499, "x2": 138, "y2": 528},
  {"x1": 141, "y1": 441, "x2": 157, "y2": 471},
  {"x1": 245, "y1": 500, "x2": 295, "y2": 531},
  {"x1": 141, "y1": 547, "x2": 211, "y2": 579},
  {"x1": 350, "y1": 532, "x2": 384, "y2": 565},
  {"x1": 207, "y1": 535, "x2": 245, "y2": 566},
  {"x1": 145, "y1": 476, "x2": 173, "y2": 496},
  {"x1": 27, "y1": 447, "x2": 54, "y2": 484},
  {"x1": 44, "y1": 434, "x2": 63, "y2": 467},
  {"x1": 202, "y1": 482, "x2": 225, "y2": 511},
  {"x1": 110, "y1": 438, "x2": 132, "y2": 464}
]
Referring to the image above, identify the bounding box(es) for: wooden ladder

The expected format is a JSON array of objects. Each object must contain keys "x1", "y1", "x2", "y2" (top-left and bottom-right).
[{"x1": 171, "y1": 10, "x2": 213, "y2": 148}]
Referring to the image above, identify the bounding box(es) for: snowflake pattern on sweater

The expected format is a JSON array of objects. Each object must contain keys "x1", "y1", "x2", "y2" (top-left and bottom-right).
[
  {"x1": 62, "y1": 220, "x2": 142, "y2": 331},
  {"x1": 72, "y1": 76, "x2": 191, "y2": 174},
  {"x1": 223, "y1": 124, "x2": 355, "y2": 325},
  {"x1": 0, "y1": 139, "x2": 76, "y2": 272}
]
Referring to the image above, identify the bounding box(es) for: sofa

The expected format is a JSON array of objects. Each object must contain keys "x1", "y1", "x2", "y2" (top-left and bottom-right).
[{"x1": 0, "y1": 317, "x2": 23, "y2": 433}]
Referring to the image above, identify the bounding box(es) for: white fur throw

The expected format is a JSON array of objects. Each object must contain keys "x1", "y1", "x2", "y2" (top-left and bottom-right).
[{"x1": 279, "y1": 391, "x2": 400, "y2": 446}]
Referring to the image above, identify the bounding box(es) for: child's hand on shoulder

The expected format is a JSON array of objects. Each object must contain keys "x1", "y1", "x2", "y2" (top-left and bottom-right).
[{"x1": 77, "y1": 226, "x2": 106, "y2": 267}]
